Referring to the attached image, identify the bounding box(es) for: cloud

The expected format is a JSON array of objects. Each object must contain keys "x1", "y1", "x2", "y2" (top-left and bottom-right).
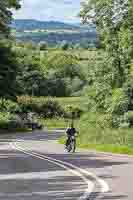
[{"x1": 13, "y1": 0, "x2": 80, "y2": 23}]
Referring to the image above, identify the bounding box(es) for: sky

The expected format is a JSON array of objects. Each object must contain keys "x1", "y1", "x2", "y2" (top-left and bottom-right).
[{"x1": 13, "y1": 0, "x2": 80, "y2": 23}]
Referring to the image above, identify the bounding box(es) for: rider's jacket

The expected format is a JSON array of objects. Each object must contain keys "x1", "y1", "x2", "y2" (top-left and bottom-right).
[{"x1": 66, "y1": 128, "x2": 76, "y2": 136}]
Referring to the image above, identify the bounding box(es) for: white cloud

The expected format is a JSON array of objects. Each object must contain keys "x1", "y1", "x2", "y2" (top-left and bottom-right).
[{"x1": 13, "y1": 0, "x2": 80, "y2": 23}]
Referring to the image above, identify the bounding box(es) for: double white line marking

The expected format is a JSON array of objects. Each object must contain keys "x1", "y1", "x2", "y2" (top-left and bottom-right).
[{"x1": 11, "y1": 142, "x2": 109, "y2": 200}]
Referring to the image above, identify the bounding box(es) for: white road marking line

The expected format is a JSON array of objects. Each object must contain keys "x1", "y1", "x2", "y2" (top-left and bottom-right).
[
  {"x1": 13, "y1": 142, "x2": 109, "y2": 193},
  {"x1": 11, "y1": 142, "x2": 95, "y2": 200},
  {"x1": 11, "y1": 142, "x2": 110, "y2": 198},
  {"x1": 0, "y1": 170, "x2": 87, "y2": 180}
]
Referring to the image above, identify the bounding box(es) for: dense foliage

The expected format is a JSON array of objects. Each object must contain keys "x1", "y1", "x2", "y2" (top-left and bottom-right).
[
  {"x1": 0, "y1": 40, "x2": 19, "y2": 101},
  {"x1": 14, "y1": 45, "x2": 87, "y2": 97},
  {"x1": 80, "y1": 0, "x2": 133, "y2": 128},
  {"x1": 0, "y1": 0, "x2": 21, "y2": 101},
  {"x1": 0, "y1": 0, "x2": 20, "y2": 38}
]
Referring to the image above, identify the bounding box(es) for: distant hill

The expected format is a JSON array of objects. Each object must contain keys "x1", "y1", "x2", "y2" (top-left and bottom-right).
[
  {"x1": 11, "y1": 19, "x2": 97, "y2": 47},
  {"x1": 11, "y1": 19, "x2": 81, "y2": 31}
]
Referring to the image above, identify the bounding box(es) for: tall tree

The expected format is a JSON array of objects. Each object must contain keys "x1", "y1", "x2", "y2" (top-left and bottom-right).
[
  {"x1": 0, "y1": 40, "x2": 19, "y2": 101},
  {"x1": 0, "y1": 0, "x2": 20, "y2": 37},
  {"x1": 80, "y1": 0, "x2": 128, "y2": 88},
  {"x1": 0, "y1": 0, "x2": 21, "y2": 102}
]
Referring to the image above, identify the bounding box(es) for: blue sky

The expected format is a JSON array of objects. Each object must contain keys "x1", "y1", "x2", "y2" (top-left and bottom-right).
[{"x1": 13, "y1": 0, "x2": 80, "y2": 23}]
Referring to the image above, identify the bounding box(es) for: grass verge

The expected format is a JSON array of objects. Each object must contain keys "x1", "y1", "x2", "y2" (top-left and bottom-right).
[
  {"x1": 40, "y1": 118, "x2": 68, "y2": 130},
  {"x1": 59, "y1": 136, "x2": 133, "y2": 155},
  {"x1": 40, "y1": 118, "x2": 79, "y2": 130}
]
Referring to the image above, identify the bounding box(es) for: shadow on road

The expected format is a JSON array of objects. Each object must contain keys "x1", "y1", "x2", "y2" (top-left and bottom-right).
[
  {"x1": 0, "y1": 131, "x2": 132, "y2": 200},
  {"x1": 0, "y1": 147, "x2": 86, "y2": 200},
  {"x1": 36, "y1": 152, "x2": 129, "y2": 170}
]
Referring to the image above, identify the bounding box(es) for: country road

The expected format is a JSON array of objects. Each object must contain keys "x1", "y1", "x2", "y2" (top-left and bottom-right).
[{"x1": 0, "y1": 130, "x2": 133, "y2": 200}]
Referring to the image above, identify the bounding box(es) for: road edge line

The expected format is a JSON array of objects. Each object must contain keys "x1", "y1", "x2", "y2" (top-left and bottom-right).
[{"x1": 11, "y1": 142, "x2": 95, "y2": 200}]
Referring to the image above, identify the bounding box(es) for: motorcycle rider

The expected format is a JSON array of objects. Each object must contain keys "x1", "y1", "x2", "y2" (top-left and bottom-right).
[{"x1": 65, "y1": 123, "x2": 77, "y2": 148}]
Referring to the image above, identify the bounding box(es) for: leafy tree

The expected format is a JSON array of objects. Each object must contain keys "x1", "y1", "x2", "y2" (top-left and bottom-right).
[
  {"x1": 16, "y1": 48, "x2": 45, "y2": 96},
  {"x1": 60, "y1": 40, "x2": 69, "y2": 50},
  {"x1": 80, "y1": 0, "x2": 133, "y2": 127},
  {"x1": 80, "y1": 0, "x2": 128, "y2": 87},
  {"x1": 0, "y1": 40, "x2": 19, "y2": 101},
  {"x1": 0, "y1": 0, "x2": 21, "y2": 105},
  {"x1": 0, "y1": 0, "x2": 21, "y2": 37},
  {"x1": 39, "y1": 41, "x2": 48, "y2": 51}
]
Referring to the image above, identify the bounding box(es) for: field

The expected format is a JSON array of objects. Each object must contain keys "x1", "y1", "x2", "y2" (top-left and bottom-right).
[
  {"x1": 13, "y1": 29, "x2": 97, "y2": 46},
  {"x1": 44, "y1": 49, "x2": 98, "y2": 73},
  {"x1": 17, "y1": 96, "x2": 87, "y2": 108}
]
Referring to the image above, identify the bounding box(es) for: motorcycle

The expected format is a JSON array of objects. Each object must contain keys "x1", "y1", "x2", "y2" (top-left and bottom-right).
[{"x1": 66, "y1": 135, "x2": 76, "y2": 153}]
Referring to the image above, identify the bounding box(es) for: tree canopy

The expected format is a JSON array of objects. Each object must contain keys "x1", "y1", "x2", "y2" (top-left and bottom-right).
[
  {"x1": 80, "y1": 0, "x2": 133, "y2": 128},
  {"x1": 0, "y1": 0, "x2": 21, "y2": 101},
  {"x1": 0, "y1": 0, "x2": 21, "y2": 37}
]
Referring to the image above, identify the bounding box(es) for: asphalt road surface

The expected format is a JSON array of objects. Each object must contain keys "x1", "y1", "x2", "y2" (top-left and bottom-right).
[{"x1": 0, "y1": 130, "x2": 133, "y2": 200}]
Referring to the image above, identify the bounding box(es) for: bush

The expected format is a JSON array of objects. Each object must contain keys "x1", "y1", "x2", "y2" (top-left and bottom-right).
[
  {"x1": 39, "y1": 99, "x2": 65, "y2": 118},
  {"x1": 0, "y1": 100, "x2": 21, "y2": 113},
  {"x1": 17, "y1": 96, "x2": 65, "y2": 118},
  {"x1": 0, "y1": 112, "x2": 16, "y2": 129}
]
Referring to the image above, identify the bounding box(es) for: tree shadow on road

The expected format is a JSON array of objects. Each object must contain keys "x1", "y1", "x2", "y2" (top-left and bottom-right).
[
  {"x1": 39, "y1": 152, "x2": 129, "y2": 170},
  {"x1": 0, "y1": 162, "x2": 86, "y2": 200}
]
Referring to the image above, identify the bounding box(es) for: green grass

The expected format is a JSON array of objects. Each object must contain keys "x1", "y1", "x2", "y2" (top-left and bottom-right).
[
  {"x1": 55, "y1": 97, "x2": 87, "y2": 108},
  {"x1": 58, "y1": 111, "x2": 133, "y2": 155},
  {"x1": 40, "y1": 118, "x2": 67, "y2": 130},
  {"x1": 78, "y1": 144, "x2": 133, "y2": 155},
  {"x1": 18, "y1": 96, "x2": 87, "y2": 110},
  {"x1": 40, "y1": 117, "x2": 80, "y2": 130},
  {"x1": 59, "y1": 136, "x2": 133, "y2": 155}
]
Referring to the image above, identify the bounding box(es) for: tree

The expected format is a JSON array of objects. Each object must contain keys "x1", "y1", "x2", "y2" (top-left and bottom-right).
[
  {"x1": 80, "y1": 0, "x2": 128, "y2": 87},
  {"x1": 0, "y1": 0, "x2": 21, "y2": 103},
  {"x1": 80, "y1": 0, "x2": 129, "y2": 92},
  {"x1": 0, "y1": 0, "x2": 21, "y2": 38},
  {"x1": 16, "y1": 48, "x2": 45, "y2": 96},
  {"x1": 80, "y1": 0, "x2": 133, "y2": 128},
  {"x1": 60, "y1": 40, "x2": 69, "y2": 50},
  {"x1": 0, "y1": 40, "x2": 19, "y2": 101},
  {"x1": 39, "y1": 41, "x2": 48, "y2": 51}
]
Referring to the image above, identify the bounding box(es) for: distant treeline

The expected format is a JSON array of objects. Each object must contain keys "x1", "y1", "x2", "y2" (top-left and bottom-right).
[{"x1": 15, "y1": 31, "x2": 98, "y2": 48}]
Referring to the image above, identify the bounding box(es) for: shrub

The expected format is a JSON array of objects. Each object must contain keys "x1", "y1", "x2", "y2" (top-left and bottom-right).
[
  {"x1": 40, "y1": 99, "x2": 65, "y2": 118},
  {"x1": 60, "y1": 41, "x2": 69, "y2": 50},
  {"x1": 0, "y1": 100, "x2": 21, "y2": 113},
  {"x1": 0, "y1": 112, "x2": 12, "y2": 123},
  {"x1": 0, "y1": 112, "x2": 16, "y2": 129},
  {"x1": 17, "y1": 96, "x2": 65, "y2": 118}
]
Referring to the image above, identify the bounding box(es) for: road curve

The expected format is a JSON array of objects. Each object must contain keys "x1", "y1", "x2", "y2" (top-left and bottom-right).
[
  {"x1": 0, "y1": 130, "x2": 133, "y2": 200},
  {"x1": 0, "y1": 142, "x2": 89, "y2": 200}
]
